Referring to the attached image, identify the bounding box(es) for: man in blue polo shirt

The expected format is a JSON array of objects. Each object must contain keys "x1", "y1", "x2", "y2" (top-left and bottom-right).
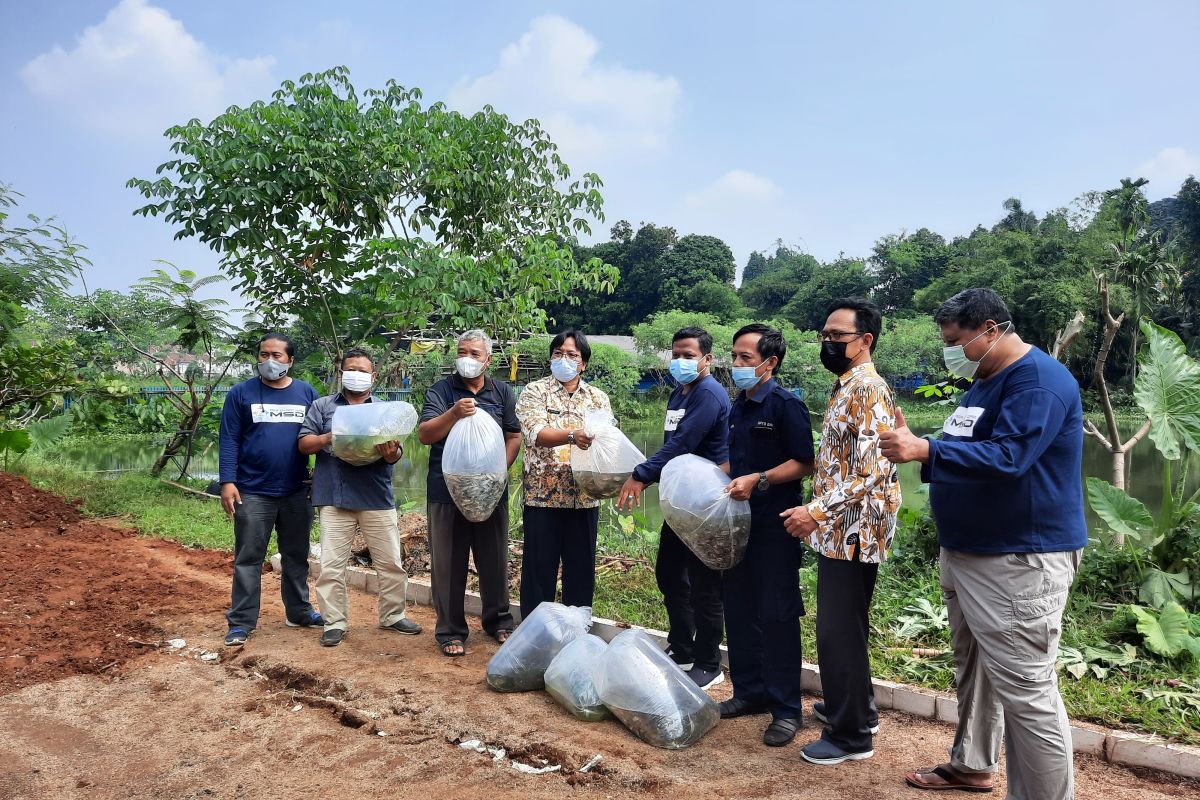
[
  {"x1": 220, "y1": 333, "x2": 322, "y2": 647},
  {"x1": 881, "y1": 288, "x2": 1086, "y2": 800},
  {"x1": 618, "y1": 326, "x2": 731, "y2": 690},
  {"x1": 720, "y1": 324, "x2": 815, "y2": 747}
]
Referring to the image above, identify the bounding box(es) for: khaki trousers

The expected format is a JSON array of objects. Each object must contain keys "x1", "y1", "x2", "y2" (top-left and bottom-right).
[
  {"x1": 940, "y1": 547, "x2": 1081, "y2": 800},
  {"x1": 316, "y1": 506, "x2": 408, "y2": 631}
]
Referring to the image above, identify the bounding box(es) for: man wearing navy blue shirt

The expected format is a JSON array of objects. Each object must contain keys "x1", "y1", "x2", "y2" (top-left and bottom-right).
[
  {"x1": 219, "y1": 333, "x2": 322, "y2": 647},
  {"x1": 618, "y1": 327, "x2": 731, "y2": 689},
  {"x1": 881, "y1": 289, "x2": 1085, "y2": 800},
  {"x1": 719, "y1": 324, "x2": 815, "y2": 747}
]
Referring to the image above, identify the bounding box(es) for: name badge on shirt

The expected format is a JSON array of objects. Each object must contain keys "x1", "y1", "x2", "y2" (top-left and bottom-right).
[
  {"x1": 943, "y1": 406, "x2": 985, "y2": 437},
  {"x1": 664, "y1": 408, "x2": 686, "y2": 432},
  {"x1": 251, "y1": 403, "x2": 307, "y2": 424}
]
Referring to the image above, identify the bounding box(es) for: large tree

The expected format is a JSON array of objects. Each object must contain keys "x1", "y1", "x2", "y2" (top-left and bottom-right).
[
  {"x1": 658, "y1": 234, "x2": 737, "y2": 311},
  {"x1": 129, "y1": 67, "x2": 616, "y2": 367}
]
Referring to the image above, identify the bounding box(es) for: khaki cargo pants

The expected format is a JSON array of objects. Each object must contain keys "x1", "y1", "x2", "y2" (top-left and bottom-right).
[{"x1": 316, "y1": 506, "x2": 409, "y2": 632}]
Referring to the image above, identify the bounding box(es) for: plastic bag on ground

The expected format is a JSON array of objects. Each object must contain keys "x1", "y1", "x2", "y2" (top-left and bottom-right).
[
  {"x1": 658, "y1": 453, "x2": 751, "y2": 570},
  {"x1": 543, "y1": 634, "x2": 611, "y2": 721},
  {"x1": 442, "y1": 411, "x2": 508, "y2": 522},
  {"x1": 331, "y1": 401, "x2": 419, "y2": 466},
  {"x1": 594, "y1": 628, "x2": 719, "y2": 749},
  {"x1": 486, "y1": 602, "x2": 592, "y2": 692},
  {"x1": 570, "y1": 409, "x2": 646, "y2": 499}
]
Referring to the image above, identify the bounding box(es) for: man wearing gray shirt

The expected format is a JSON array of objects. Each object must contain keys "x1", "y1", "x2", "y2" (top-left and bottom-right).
[{"x1": 298, "y1": 347, "x2": 422, "y2": 647}]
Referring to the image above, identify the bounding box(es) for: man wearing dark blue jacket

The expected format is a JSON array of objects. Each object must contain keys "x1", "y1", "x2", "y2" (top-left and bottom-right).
[
  {"x1": 219, "y1": 333, "x2": 322, "y2": 647},
  {"x1": 881, "y1": 289, "x2": 1085, "y2": 800},
  {"x1": 618, "y1": 327, "x2": 731, "y2": 689}
]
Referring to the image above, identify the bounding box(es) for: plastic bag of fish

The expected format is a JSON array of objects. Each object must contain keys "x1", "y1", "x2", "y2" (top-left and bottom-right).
[
  {"x1": 594, "y1": 629, "x2": 719, "y2": 749},
  {"x1": 486, "y1": 602, "x2": 592, "y2": 692},
  {"x1": 442, "y1": 411, "x2": 508, "y2": 522},
  {"x1": 330, "y1": 401, "x2": 418, "y2": 466},
  {"x1": 658, "y1": 454, "x2": 751, "y2": 570},
  {"x1": 543, "y1": 634, "x2": 611, "y2": 721},
  {"x1": 570, "y1": 410, "x2": 646, "y2": 499}
]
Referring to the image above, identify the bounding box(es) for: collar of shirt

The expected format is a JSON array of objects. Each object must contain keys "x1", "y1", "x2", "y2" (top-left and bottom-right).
[
  {"x1": 449, "y1": 372, "x2": 495, "y2": 394},
  {"x1": 336, "y1": 391, "x2": 374, "y2": 405},
  {"x1": 836, "y1": 362, "x2": 880, "y2": 388},
  {"x1": 739, "y1": 377, "x2": 778, "y2": 404}
]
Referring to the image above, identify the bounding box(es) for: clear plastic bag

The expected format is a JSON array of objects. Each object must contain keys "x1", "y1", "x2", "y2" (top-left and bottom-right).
[
  {"x1": 330, "y1": 401, "x2": 418, "y2": 466},
  {"x1": 486, "y1": 602, "x2": 592, "y2": 692},
  {"x1": 594, "y1": 629, "x2": 720, "y2": 749},
  {"x1": 658, "y1": 454, "x2": 751, "y2": 570},
  {"x1": 570, "y1": 410, "x2": 646, "y2": 499},
  {"x1": 543, "y1": 634, "x2": 611, "y2": 721},
  {"x1": 442, "y1": 411, "x2": 508, "y2": 522}
]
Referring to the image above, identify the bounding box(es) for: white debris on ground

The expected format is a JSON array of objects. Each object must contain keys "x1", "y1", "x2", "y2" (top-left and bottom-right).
[
  {"x1": 166, "y1": 639, "x2": 186, "y2": 650},
  {"x1": 510, "y1": 762, "x2": 562, "y2": 775},
  {"x1": 579, "y1": 755, "x2": 603, "y2": 773}
]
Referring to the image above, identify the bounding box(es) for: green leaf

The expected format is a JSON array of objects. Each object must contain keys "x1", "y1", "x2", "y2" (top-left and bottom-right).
[
  {"x1": 1082, "y1": 643, "x2": 1138, "y2": 667},
  {"x1": 25, "y1": 415, "x2": 72, "y2": 452},
  {"x1": 1140, "y1": 568, "x2": 1194, "y2": 609},
  {"x1": 1131, "y1": 602, "x2": 1192, "y2": 658},
  {"x1": 1134, "y1": 321, "x2": 1200, "y2": 461},
  {"x1": 0, "y1": 428, "x2": 31, "y2": 455},
  {"x1": 1085, "y1": 477, "x2": 1153, "y2": 543}
]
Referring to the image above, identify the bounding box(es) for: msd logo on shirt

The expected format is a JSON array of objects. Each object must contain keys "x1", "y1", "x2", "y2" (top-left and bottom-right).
[
  {"x1": 943, "y1": 406, "x2": 985, "y2": 437},
  {"x1": 251, "y1": 403, "x2": 308, "y2": 424}
]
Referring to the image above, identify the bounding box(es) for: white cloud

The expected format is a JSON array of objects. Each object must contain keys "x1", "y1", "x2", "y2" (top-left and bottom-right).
[
  {"x1": 1133, "y1": 147, "x2": 1200, "y2": 198},
  {"x1": 684, "y1": 169, "x2": 783, "y2": 208},
  {"x1": 448, "y1": 15, "x2": 680, "y2": 164},
  {"x1": 20, "y1": 0, "x2": 275, "y2": 137}
]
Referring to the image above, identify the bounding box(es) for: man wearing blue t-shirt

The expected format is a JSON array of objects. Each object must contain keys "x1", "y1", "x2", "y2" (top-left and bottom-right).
[
  {"x1": 220, "y1": 333, "x2": 322, "y2": 647},
  {"x1": 618, "y1": 326, "x2": 731, "y2": 690},
  {"x1": 881, "y1": 289, "x2": 1085, "y2": 800}
]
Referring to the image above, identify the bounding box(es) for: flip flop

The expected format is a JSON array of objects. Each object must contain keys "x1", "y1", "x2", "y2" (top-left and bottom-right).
[
  {"x1": 493, "y1": 629, "x2": 513, "y2": 644},
  {"x1": 440, "y1": 639, "x2": 465, "y2": 657},
  {"x1": 905, "y1": 765, "x2": 994, "y2": 793}
]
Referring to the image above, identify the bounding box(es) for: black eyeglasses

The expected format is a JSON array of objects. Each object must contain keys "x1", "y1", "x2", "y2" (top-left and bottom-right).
[{"x1": 819, "y1": 330, "x2": 864, "y2": 343}]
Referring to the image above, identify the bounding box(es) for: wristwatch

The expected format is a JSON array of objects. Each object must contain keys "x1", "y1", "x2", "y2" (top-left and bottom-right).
[
  {"x1": 757, "y1": 471, "x2": 770, "y2": 492},
  {"x1": 567, "y1": 431, "x2": 576, "y2": 445}
]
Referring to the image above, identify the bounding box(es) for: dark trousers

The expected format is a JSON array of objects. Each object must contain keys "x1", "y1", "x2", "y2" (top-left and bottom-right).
[
  {"x1": 816, "y1": 551, "x2": 880, "y2": 751},
  {"x1": 519, "y1": 505, "x2": 599, "y2": 619},
  {"x1": 655, "y1": 522, "x2": 724, "y2": 672},
  {"x1": 723, "y1": 523, "x2": 804, "y2": 720},
  {"x1": 226, "y1": 490, "x2": 315, "y2": 630},
  {"x1": 427, "y1": 501, "x2": 514, "y2": 644}
]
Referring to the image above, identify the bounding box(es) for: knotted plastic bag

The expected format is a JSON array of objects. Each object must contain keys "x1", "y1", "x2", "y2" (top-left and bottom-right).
[
  {"x1": 543, "y1": 634, "x2": 611, "y2": 721},
  {"x1": 486, "y1": 602, "x2": 592, "y2": 692},
  {"x1": 570, "y1": 410, "x2": 646, "y2": 499},
  {"x1": 442, "y1": 411, "x2": 508, "y2": 522},
  {"x1": 595, "y1": 628, "x2": 719, "y2": 749},
  {"x1": 658, "y1": 454, "x2": 751, "y2": 570},
  {"x1": 331, "y1": 401, "x2": 418, "y2": 466}
]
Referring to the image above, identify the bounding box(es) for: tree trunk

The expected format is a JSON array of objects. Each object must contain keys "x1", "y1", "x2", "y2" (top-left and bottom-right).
[{"x1": 150, "y1": 409, "x2": 203, "y2": 478}]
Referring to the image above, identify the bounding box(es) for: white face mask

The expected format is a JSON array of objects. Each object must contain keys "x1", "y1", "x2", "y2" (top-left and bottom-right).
[
  {"x1": 341, "y1": 370, "x2": 373, "y2": 393},
  {"x1": 943, "y1": 321, "x2": 1011, "y2": 379},
  {"x1": 550, "y1": 356, "x2": 579, "y2": 383},
  {"x1": 456, "y1": 356, "x2": 486, "y2": 379}
]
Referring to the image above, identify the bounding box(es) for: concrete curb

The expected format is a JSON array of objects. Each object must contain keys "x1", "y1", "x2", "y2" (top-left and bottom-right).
[{"x1": 273, "y1": 554, "x2": 1200, "y2": 779}]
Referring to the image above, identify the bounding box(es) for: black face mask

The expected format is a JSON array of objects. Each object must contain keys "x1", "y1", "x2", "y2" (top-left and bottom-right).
[{"x1": 820, "y1": 341, "x2": 853, "y2": 375}]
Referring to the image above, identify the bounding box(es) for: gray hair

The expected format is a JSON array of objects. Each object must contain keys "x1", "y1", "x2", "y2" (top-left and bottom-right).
[{"x1": 457, "y1": 329, "x2": 493, "y2": 355}]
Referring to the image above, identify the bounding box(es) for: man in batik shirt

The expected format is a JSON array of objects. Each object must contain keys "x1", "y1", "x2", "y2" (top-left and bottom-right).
[
  {"x1": 515, "y1": 328, "x2": 611, "y2": 619},
  {"x1": 782, "y1": 297, "x2": 901, "y2": 766}
]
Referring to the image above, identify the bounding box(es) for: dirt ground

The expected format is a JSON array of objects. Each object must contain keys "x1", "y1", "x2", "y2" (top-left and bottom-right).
[{"x1": 1, "y1": 473, "x2": 1198, "y2": 800}]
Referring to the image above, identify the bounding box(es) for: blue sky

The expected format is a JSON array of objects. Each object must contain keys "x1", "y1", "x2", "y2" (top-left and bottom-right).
[{"x1": 3, "y1": 0, "x2": 1198, "y2": 293}]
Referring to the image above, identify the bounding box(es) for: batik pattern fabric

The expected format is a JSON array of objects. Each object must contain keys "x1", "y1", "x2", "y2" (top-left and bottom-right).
[
  {"x1": 515, "y1": 376, "x2": 611, "y2": 509},
  {"x1": 806, "y1": 363, "x2": 901, "y2": 563}
]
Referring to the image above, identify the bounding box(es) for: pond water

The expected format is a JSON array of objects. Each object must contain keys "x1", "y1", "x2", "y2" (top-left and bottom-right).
[{"x1": 61, "y1": 410, "x2": 1199, "y2": 534}]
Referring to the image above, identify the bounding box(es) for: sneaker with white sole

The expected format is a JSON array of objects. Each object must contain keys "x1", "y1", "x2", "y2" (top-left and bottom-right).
[
  {"x1": 285, "y1": 610, "x2": 325, "y2": 628},
  {"x1": 800, "y1": 738, "x2": 874, "y2": 765},
  {"x1": 686, "y1": 666, "x2": 725, "y2": 690},
  {"x1": 664, "y1": 646, "x2": 693, "y2": 671},
  {"x1": 223, "y1": 627, "x2": 251, "y2": 647},
  {"x1": 812, "y1": 701, "x2": 880, "y2": 735}
]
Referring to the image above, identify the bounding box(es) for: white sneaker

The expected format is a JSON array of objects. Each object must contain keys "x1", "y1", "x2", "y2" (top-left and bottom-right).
[{"x1": 687, "y1": 666, "x2": 725, "y2": 690}]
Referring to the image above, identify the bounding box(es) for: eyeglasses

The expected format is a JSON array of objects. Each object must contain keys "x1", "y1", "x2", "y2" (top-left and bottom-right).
[
  {"x1": 819, "y1": 330, "x2": 864, "y2": 343},
  {"x1": 552, "y1": 351, "x2": 582, "y2": 361}
]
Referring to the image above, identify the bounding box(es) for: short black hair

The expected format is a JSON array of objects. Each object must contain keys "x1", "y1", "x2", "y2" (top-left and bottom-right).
[
  {"x1": 673, "y1": 326, "x2": 713, "y2": 355},
  {"x1": 550, "y1": 328, "x2": 591, "y2": 364},
  {"x1": 258, "y1": 332, "x2": 295, "y2": 360},
  {"x1": 733, "y1": 323, "x2": 786, "y2": 374},
  {"x1": 933, "y1": 288, "x2": 1014, "y2": 333},
  {"x1": 826, "y1": 297, "x2": 882, "y2": 353},
  {"x1": 340, "y1": 347, "x2": 375, "y2": 368}
]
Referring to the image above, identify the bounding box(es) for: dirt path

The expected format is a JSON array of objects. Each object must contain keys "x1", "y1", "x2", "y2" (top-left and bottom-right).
[{"x1": 1, "y1": 473, "x2": 1198, "y2": 800}]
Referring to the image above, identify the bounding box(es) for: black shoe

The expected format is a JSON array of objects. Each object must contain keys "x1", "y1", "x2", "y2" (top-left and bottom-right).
[
  {"x1": 686, "y1": 666, "x2": 725, "y2": 690},
  {"x1": 719, "y1": 697, "x2": 770, "y2": 719},
  {"x1": 664, "y1": 646, "x2": 694, "y2": 671},
  {"x1": 285, "y1": 610, "x2": 325, "y2": 628},
  {"x1": 320, "y1": 628, "x2": 346, "y2": 647},
  {"x1": 800, "y1": 737, "x2": 874, "y2": 765},
  {"x1": 812, "y1": 701, "x2": 881, "y2": 735},
  {"x1": 384, "y1": 618, "x2": 422, "y2": 635},
  {"x1": 223, "y1": 627, "x2": 251, "y2": 647},
  {"x1": 764, "y1": 717, "x2": 801, "y2": 747}
]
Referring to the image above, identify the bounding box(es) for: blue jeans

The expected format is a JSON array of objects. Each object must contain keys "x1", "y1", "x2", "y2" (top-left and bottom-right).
[{"x1": 225, "y1": 490, "x2": 316, "y2": 630}]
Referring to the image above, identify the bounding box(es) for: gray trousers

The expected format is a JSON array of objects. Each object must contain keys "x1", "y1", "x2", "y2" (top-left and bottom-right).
[
  {"x1": 940, "y1": 547, "x2": 1081, "y2": 800},
  {"x1": 226, "y1": 490, "x2": 315, "y2": 630},
  {"x1": 427, "y1": 501, "x2": 513, "y2": 644}
]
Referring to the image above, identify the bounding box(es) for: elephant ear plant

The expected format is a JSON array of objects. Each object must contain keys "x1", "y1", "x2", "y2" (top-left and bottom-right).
[{"x1": 1087, "y1": 322, "x2": 1200, "y2": 662}]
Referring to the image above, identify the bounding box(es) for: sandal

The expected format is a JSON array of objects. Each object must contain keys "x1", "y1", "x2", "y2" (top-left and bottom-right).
[
  {"x1": 440, "y1": 639, "x2": 465, "y2": 658},
  {"x1": 905, "y1": 765, "x2": 994, "y2": 793},
  {"x1": 493, "y1": 629, "x2": 513, "y2": 644}
]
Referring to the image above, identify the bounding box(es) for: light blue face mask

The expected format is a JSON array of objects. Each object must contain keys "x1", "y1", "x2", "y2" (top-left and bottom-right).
[
  {"x1": 732, "y1": 363, "x2": 766, "y2": 390},
  {"x1": 550, "y1": 356, "x2": 579, "y2": 383},
  {"x1": 943, "y1": 321, "x2": 1011, "y2": 379},
  {"x1": 669, "y1": 358, "x2": 700, "y2": 384}
]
